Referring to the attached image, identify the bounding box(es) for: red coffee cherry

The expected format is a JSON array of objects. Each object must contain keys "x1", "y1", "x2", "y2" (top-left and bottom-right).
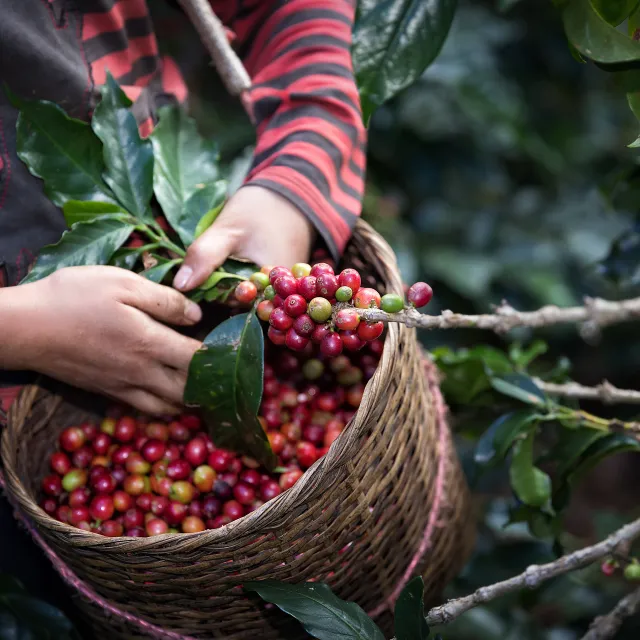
[
  {"x1": 335, "y1": 308, "x2": 360, "y2": 331},
  {"x1": 316, "y1": 273, "x2": 339, "y2": 299},
  {"x1": 297, "y1": 276, "x2": 318, "y2": 301},
  {"x1": 235, "y1": 280, "x2": 258, "y2": 304},
  {"x1": 284, "y1": 294, "x2": 307, "y2": 317},
  {"x1": 310, "y1": 263, "x2": 334, "y2": 278},
  {"x1": 320, "y1": 333, "x2": 343, "y2": 358},
  {"x1": 338, "y1": 268, "x2": 361, "y2": 292},
  {"x1": 354, "y1": 288, "x2": 381, "y2": 309},
  {"x1": 407, "y1": 282, "x2": 433, "y2": 308},
  {"x1": 357, "y1": 321, "x2": 384, "y2": 342},
  {"x1": 285, "y1": 329, "x2": 309, "y2": 352},
  {"x1": 270, "y1": 307, "x2": 294, "y2": 331},
  {"x1": 269, "y1": 266, "x2": 292, "y2": 285},
  {"x1": 274, "y1": 275, "x2": 298, "y2": 298}
]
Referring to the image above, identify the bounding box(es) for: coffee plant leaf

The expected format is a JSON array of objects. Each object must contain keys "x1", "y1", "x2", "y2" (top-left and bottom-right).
[
  {"x1": 10, "y1": 93, "x2": 115, "y2": 207},
  {"x1": 394, "y1": 576, "x2": 430, "y2": 640},
  {"x1": 353, "y1": 0, "x2": 457, "y2": 122},
  {"x1": 244, "y1": 581, "x2": 385, "y2": 640},
  {"x1": 91, "y1": 72, "x2": 154, "y2": 221},
  {"x1": 110, "y1": 244, "x2": 157, "y2": 270},
  {"x1": 140, "y1": 257, "x2": 182, "y2": 284},
  {"x1": 184, "y1": 311, "x2": 276, "y2": 470},
  {"x1": 589, "y1": 0, "x2": 640, "y2": 27},
  {"x1": 194, "y1": 201, "x2": 225, "y2": 239},
  {"x1": 475, "y1": 409, "x2": 541, "y2": 467},
  {"x1": 151, "y1": 104, "x2": 220, "y2": 242},
  {"x1": 62, "y1": 200, "x2": 126, "y2": 227},
  {"x1": 177, "y1": 181, "x2": 227, "y2": 246},
  {"x1": 490, "y1": 373, "x2": 546, "y2": 406},
  {"x1": 508, "y1": 340, "x2": 548, "y2": 370},
  {"x1": 510, "y1": 431, "x2": 552, "y2": 509},
  {"x1": 20, "y1": 215, "x2": 136, "y2": 284},
  {"x1": 563, "y1": 0, "x2": 640, "y2": 64}
]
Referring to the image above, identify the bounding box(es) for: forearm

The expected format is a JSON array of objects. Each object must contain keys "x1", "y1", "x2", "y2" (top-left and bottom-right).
[{"x1": 0, "y1": 286, "x2": 38, "y2": 370}]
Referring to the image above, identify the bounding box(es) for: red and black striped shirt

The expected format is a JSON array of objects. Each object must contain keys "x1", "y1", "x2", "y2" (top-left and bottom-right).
[{"x1": 0, "y1": 0, "x2": 366, "y2": 293}]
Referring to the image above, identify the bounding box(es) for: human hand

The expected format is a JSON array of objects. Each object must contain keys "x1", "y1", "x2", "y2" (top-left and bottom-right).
[
  {"x1": 7, "y1": 266, "x2": 202, "y2": 415},
  {"x1": 172, "y1": 185, "x2": 315, "y2": 292}
]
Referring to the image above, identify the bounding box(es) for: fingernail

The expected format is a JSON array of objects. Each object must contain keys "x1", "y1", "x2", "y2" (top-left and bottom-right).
[
  {"x1": 185, "y1": 301, "x2": 202, "y2": 323},
  {"x1": 174, "y1": 266, "x2": 193, "y2": 291}
]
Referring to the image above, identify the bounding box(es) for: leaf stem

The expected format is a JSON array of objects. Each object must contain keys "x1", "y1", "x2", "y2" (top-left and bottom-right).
[{"x1": 138, "y1": 224, "x2": 186, "y2": 257}]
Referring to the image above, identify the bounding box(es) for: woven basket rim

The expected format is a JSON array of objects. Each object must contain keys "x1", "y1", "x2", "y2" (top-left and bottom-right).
[{"x1": 2, "y1": 218, "x2": 411, "y2": 552}]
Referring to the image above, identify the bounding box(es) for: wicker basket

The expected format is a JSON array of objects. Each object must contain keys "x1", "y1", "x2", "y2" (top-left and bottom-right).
[{"x1": 1, "y1": 220, "x2": 474, "y2": 639}]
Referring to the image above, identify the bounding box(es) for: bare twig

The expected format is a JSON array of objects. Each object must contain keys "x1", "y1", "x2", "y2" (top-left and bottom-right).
[
  {"x1": 357, "y1": 296, "x2": 640, "y2": 337},
  {"x1": 581, "y1": 587, "x2": 640, "y2": 640},
  {"x1": 176, "y1": 0, "x2": 251, "y2": 97},
  {"x1": 534, "y1": 378, "x2": 640, "y2": 405},
  {"x1": 425, "y1": 517, "x2": 640, "y2": 626}
]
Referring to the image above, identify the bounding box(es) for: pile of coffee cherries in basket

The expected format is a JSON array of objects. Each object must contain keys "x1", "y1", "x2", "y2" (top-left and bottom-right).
[
  {"x1": 234, "y1": 260, "x2": 433, "y2": 356},
  {"x1": 39, "y1": 258, "x2": 434, "y2": 537}
]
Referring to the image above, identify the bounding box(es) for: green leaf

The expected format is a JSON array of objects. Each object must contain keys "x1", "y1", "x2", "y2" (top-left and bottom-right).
[
  {"x1": 563, "y1": 0, "x2": 640, "y2": 65},
  {"x1": 589, "y1": 0, "x2": 640, "y2": 26},
  {"x1": 184, "y1": 311, "x2": 276, "y2": 469},
  {"x1": 151, "y1": 105, "x2": 220, "y2": 240},
  {"x1": 554, "y1": 428, "x2": 610, "y2": 480},
  {"x1": 508, "y1": 340, "x2": 548, "y2": 369},
  {"x1": 140, "y1": 258, "x2": 182, "y2": 284},
  {"x1": 353, "y1": 0, "x2": 458, "y2": 122},
  {"x1": 244, "y1": 581, "x2": 385, "y2": 640},
  {"x1": 490, "y1": 374, "x2": 546, "y2": 406},
  {"x1": 194, "y1": 201, "x2": 225, "y2": 239},
  {"x1": 110, "y1": 244, "x2": 157, "y2": 270},
  {"x1": 11, "y1": 94, "x2": 115, "y2": 207},
  {"x1": 175, "y1": 181, "x2": 227, "y2": 246},
  {"x1": 21, "y1": 215, "x2": 135, "y2": 284},
  {"x1": 509, "y1": 431, "x2": 551, "y2": 508},
  {"x1": 394, "y1": 577, "x2": 429, "y2": 640},
  {"x1": 91, "y1": 73, "x2": 153, "y2": 219},
  {"x1": 62, "y1": 200, "x2": 125, "y2": 227},
  {"x1": 475, "y1": 409, "x2": 541, "y2": 467}
]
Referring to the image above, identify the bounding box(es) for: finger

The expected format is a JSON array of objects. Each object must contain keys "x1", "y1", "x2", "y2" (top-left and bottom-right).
[
  {"x1": 173, "y1": 225, "x2": 241, "y2": 292},
  {"x1": 119, "y1": 276, "x2": 202, "y2": 326},
  {"x1": 144, "y1": 321, "x2": 202, "y2": 371},
  {"x1": 139, "y1": 365, "x2": 188, "y2": 406},
  {"x1": 116, "y1": 388, "x2": 181, "y2": 416}
]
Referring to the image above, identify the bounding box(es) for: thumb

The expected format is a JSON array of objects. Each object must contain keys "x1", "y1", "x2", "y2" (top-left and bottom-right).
[{"x1": 172, "y1": 227, "x2": 241, "y2": 292}]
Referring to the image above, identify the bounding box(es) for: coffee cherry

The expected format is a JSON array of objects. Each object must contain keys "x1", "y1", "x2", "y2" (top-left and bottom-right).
[
  {"x1": 320, "y1": 333, "x2": 343, "y2": 358},
  {"x1": 264, "y1": 285, "x2": 276, "y2": 300},
  {"x1": 380, "y1": 293, "x2": 404, "y2": 313},
  {"x1": 70, "y1": 506, "x2": 91, "y2": 526},
  {"x1": 213, "y1": 479, "x2": 233, "y2": 500},
  {"x1": 285, "y1": 329, "x2": 309, "y2": 352},
  {"x1": 308, "y1": 297, "x2": 332, "y2": 322},
  {"x1": 54, "y1": 505, "x2": 71, "y2": 523},
  {"x1": 168, "y1": 421, "x2": 190, "y2": 442},
  {"x1": 111, "y1": 445, "x2": 132, "y2": 466},
  {"x1": 123, "y1": 527, "x2": 144, "y2": 537},
  {"x1": 235, "y1": 280, "x2": 258, "y2": 304},
  {"x1": 150, "y1": 495, "x2": 169, "y2": 517},
  {"x1": 407, "y1": 282, "x2": 433, "y2": 308},
  {"x1": 208, "y1": 450, "x2": 233, "y2": 473},
  {"x1": 68, "y1": 487, "x2": 91, "y2": 508},
  {"x1": 347, "y1": 384, "x2": 365, "y2": 408},
  {"x1": 193, "y1": 465, "x2": 216, "y2": 493},
  {"x1": 302, "y1": 359, "x2": 324, "y2": 380},
  {"x1": 316, "y1": 273, "x2": 339, "y2": 299},
  {"x1": 257, "y1": 300, "x2": 275, "y2": 321},
  {"x1": 335, "y1": 286, "x2": 353, "y2": 302},
  {"x1": 201, "y1": 496, "x2": 222, "y2": 520},
  {"x1": 50, "y1": 452, "x2": 72, "y2": 476},
  {"x1": 274, "y1": 275, "x2": 298, "y2": 298},
  {"x1": 281, "y1": 422, "x2": 302, "y2": 442},
  {"x1": 182, "y1": 516, "x2": 206, "y2": 533},
  {"x1": 291, "y1": 262, "x2": 312, "y2": 278},
  {"x1": 250, "y1": 271, "x2": 270, "y2": 290},
  {"x1": 625, "y1": 563, "x2": 640, "y2": 581},
  {"x1": 341, "y1": 331, "x2": 364, "y2": 352},
  {"x1": 146, "y1": 518, "x2": 169, "y2": 536},
  {"x1": 59, "y1": 427, "x2": 86, "y2": 452},
  {"x1": 284, "y1": 294, "x2": 307, "y2": 317},
  {"x1": 92, "y1": 433, "x2": 112, "y2": 456},
  {"x1": 100, "y1": 520, "x2": 123, "y2": 537},
  {"x1": 269, "y1": 266, "x2": 293, "y2": 284},
  {"x1": 70, "y1": 445, "x2": 93, "y2": 469},
  {"x1": 123, "y1": 474, "x2": 149, "y2": 496},
  {"x1": 126, "y1": 453, "x2": 151, "y2": 475},
  {"x1": 260, "y1": 480, "x2": 282, "y2": 501},
  {"x1": 279, "y1": 469, "x2": 303, "y2": 490},
  {"x1": 40, "y1": 498, "x2": 58, "y2": 516},
  {"x1": 338, "y1": 268, "x2": 361, "y2": 292},
  {"x1": 297, "y1": 276, "x2": 318, "y2": 301},
  {"x1": 335, "y1": 308, "x2": 360, "y2": 331},
  {"x1": 141, "y1": 439, "x2": 166, "y2": 463},
  {"x1": 302, "y1": 425, "x2": 324, "y2": 446},
  {"x1": 80, "y1": 422, "x2": 98, "y2": 441},
  {"x1": 296, "y1": 441, "x2": 318, "y2": 468},
  {"x1": 166, "y1": 459, "x2": 191, "y2": 481},
  {"x1": 180, "y1": 414, "x2": 202, "y2": 431},
  {"x1": 354, "y1": 288, "x2": 381, "y2": 309},
  {"x1": 146, "y1": 422, "x2": 169, "y2": 441},
  {"x1": 310, "y1": 263, "x2": 334, "y2": 278},
  {"x1": 100, "y1": 417, "x2": 116, "y2": 435},
  {"x1": 184, "y1": 438, "x2": 208, "y2": 467},
  {"x1": 170, "y1": 481, "x2": 196, "y2": 505},
  {"x1": 291, "y1": 314, "x2": 314, "y2": 338},
  {"x1": 113, "y1": 490, "x2": 132, "y2": 513},
  {"x1": 357, "y1": 321, "x2": 384, "y2": 342},
  {"x1": 151, "y1": 476, "x2": 173, "y2": 498},
  {"x1": 114, "y1": 416, "x2": 137, "y2": 443},
  {"x1": 42, "y1": 474, "x2": 63, "y2": 497},
  {"x1": 208, "y1": 515, "x2": 232, "y2": 529},
  {"x1": 92, "y1": 473, "x2": 117, "y2": 495},
  {"x1": 165, "y1": 501, "x2": 189, "y2": 526},
  {"x1": 90, "y1": 495, "x2": 115, "y2": 521},
  {"x1": 270, "y1": 307, "x2": 294, "y2": 331},
  {"x1": 223, "y1": 500, "x2": 244, "y2": 521},
  {"x1": 267, "y1": 432, "x2": 286, "y2": 455},
  {"x1": 233, "y1": 482, "x2": 256, "y2": 505}
]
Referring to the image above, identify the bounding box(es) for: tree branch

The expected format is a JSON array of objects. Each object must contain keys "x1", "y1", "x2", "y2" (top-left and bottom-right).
[
  {"x1": 176, "y1": 0, "x2": 251, "y2": 98},
  {"x1": 534, "y1": 378, "x2": 640, "y2": 405},
  {"x1": 425, "y1": 517, "x2": 640, "y2": 626},
  {"x1": 581, "y1": 587, "x2": 640, "y2": 640},
  {"x1": 357, "y1": 296, "x2": 640, "y2": 337}
]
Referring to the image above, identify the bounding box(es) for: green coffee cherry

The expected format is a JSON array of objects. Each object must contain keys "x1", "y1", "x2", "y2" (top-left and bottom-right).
[
  {"x1": 335, "y1": 286, "x2": 353, "y2": 302},
  {"x1": 381, "y1": 293, "x2": 404, "y2": 313},
  {"x1": 250, "y1": 271, "x2": 270, "y2": 290},
  {"x1": 264, "y1": 285, "x2": 276, "y2": 300},
  {"x1": 308, "y1": 297, "x2": 332, "y2": 322},
  {"x1": 624, "y1": 563, "x2": 640, "y2": 581}
]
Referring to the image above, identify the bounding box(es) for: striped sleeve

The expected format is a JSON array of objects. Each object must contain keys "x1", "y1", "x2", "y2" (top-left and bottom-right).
[{"x1": 224, "y1": 0, "x2": 367, "y2": 259}]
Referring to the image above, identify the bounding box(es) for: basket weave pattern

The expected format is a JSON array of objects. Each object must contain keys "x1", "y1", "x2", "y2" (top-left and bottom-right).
[{"x1": 2, "y1": 221, "x2": 474, "y2": 639}]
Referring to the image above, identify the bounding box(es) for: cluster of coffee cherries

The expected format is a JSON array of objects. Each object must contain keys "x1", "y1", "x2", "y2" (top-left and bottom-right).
[
  {"x1": 40, "y1": 338, "x2": 379, "y2": 537},
  {"x1": 601, "y1": 558, "x2": 640, "y2": 581},
  {"x1": 232, "y1": 260, "x2": 433, "y2": 357}
]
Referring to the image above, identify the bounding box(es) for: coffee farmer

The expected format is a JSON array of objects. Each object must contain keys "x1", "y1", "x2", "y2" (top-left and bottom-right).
[{"x1": 0, "y1": 0, "x2": 366, "y2": 418}]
